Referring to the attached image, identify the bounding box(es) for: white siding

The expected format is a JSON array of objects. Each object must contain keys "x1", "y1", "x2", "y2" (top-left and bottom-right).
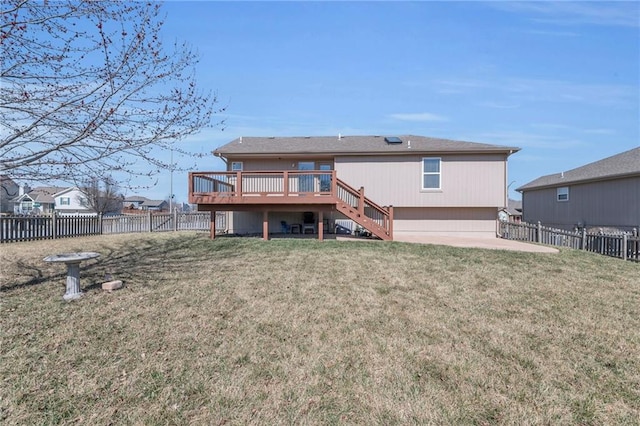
[
  {"x1": 393, "y1": 207, "x2": 498, "y2": 238},
  {"x1": 334, "y1": 154, "x2": 507, "y2": 208},
  {"x1": 55, "y1": 189, "x2": 89, "y2": 211}
]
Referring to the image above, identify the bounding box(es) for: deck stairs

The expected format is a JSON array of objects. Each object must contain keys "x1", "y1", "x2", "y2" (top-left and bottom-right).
[{"x1": 334, "y1": 178, "x2": 392, "y2": 241}]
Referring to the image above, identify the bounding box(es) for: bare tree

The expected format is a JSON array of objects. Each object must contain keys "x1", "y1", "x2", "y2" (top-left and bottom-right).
[
  {"x1": 1, "y1": 0, "x2": 224, "y2": 184},
  {"x1": 78, "y1": 175, "x2": 123, "y2": 215}
]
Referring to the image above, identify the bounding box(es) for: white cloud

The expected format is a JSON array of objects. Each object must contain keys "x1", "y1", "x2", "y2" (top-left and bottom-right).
[
  {"x1": 477, "y1": 101, "x2": 520, "y2": 109},
  {"x1": 435, "y1": 77, "x2": 635, "y2": 107},
  {"x1": 490, "y1": 2, "x2": 640, "y2": 28},
  {"x1": 469, "y1": 130, "x2": 587, "y2": 150},
  {"x1": 389, "y1": 112, "x2": 449, "y2": 122},
  {"x1": 524, "y1": 29, "x2": 579, "y2": 37}
]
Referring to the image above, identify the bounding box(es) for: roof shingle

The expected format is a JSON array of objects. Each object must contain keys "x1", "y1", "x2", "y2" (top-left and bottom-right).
[
  {"x1": 517, "y1": 147, "x2": 640, "y2": 191},
  {"x1": 213, "y1": 135, "x2": 520, "y2": 156}
]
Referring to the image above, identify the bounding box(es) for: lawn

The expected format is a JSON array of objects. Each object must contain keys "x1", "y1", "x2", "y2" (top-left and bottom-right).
[{"x1": 1, "y1": 232, "x2": 639, "y2": 424}]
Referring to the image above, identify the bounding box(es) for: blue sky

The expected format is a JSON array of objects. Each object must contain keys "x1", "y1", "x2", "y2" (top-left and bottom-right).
[{"x1": 152, "y1": 1, "x2": 639, "y2": 202}]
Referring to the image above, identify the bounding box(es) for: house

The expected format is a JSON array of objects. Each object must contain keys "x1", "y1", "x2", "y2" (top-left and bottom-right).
[
  {"x1": 517, "y1": 147, "x2": 640, "y2": 231},
  {"x1": 141, "y1": 199, "x2": 168, "y2": 211},
  {"x1": 123, "y1": 196, "x2": 168, "y2": 212},
  {"x1": 12, "y1": 186, "x2": 66, "y2": 215},
  {"x1": 189, "y1": 135, "x2": 520, "y2": 240},
  {"x1": 11, "y1": 186, "x2": 122, "y2": 216},
  {"x1": 53, "y1": 187, "x2": 98, "y2": 216},
  {"x1": 498, "y1": 199, "x2": 523, "y2": 223},
  {"x1": 123, "y1": 195, "x2": 149, "y2": 210},
  {"x1": 0, "y1": 175, "x2": 20, "y2": 213}
]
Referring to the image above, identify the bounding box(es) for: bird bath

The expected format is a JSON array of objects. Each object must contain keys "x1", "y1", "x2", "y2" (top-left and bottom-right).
[{"x1": 43, "y1": 252, "x2": 101, "y2": 301}]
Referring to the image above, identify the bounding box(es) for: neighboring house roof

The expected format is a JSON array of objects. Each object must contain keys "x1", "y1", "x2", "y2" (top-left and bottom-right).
[
  {"x1": 141, "y1": 200, "x2": 166, "y2": 207},
  {"x1": 13, "y1": 186, "x2": 67, "y2": 204},
  {"x1": 517, "y1": 147, "x2": 640, "y2": 191},
  {"x1": 214, "y1": 135, "x2": 520, "y2": 157},
  {"x1": 54, "y1": 187, "x2": 80, "y2": 197},
  {"x1": 124, "y1": 195, "x2": 150, "y2": 203},
  {"x1": 506, "y1": 199, "x2": 522, "y2": 216},
  {"x1": 0, "y1": 175, "x2": 18, "y2": 187}
]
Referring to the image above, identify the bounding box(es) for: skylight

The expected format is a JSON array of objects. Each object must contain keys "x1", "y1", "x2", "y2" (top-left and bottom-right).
[{"x1": 384, "y1": 136, "x2": 402, "y2": 144}]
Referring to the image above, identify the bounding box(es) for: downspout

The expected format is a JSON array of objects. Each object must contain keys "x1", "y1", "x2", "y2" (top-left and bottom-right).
[{"x1": 214, "y1": 151, "x2": 228, "y2": 167}]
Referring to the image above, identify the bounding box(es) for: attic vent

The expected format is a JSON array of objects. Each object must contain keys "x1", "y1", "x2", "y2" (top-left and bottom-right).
[{"x1": 384, "y1": 136, "x2": 402, "y2": 144}]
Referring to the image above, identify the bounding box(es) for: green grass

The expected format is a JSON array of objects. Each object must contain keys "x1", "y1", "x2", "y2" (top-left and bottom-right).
[{"x1": 1, "y1": 232, "x2": 639, "y2": 424}]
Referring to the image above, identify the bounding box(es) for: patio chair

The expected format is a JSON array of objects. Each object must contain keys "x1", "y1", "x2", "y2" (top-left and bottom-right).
[
  {"x1": 280, "y1": 221, "x2": 291, "y2": 234},
  {"x1": 302, "y1": 212, "x2": 316, "y2": 234}
]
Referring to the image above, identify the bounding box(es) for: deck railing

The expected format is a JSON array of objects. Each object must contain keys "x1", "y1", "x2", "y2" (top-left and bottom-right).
[
  {"x1": 334, "y1": 178, "x2": 391, "y2": 233},
  {"x1": 190, "y1": 170, "x2": 335, "y2": 200},
  {"x1": 190, "y1": 170, "x2": 393, "y2": 240}
]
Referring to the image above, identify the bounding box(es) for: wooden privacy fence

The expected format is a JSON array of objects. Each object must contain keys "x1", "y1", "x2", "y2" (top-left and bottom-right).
[
  {"x1": 0, "y1": 212, "x2": 226, "y2": 243},
  {"x1": 500, "y1": 221, "x2": 640, "y2": 262}
]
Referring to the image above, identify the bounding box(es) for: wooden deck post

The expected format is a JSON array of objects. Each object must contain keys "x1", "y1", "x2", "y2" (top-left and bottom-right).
[
  {"x1": 210, "y1": 210, "x2": 216, "y2": 240},
  {"x1": 358, "y1": 187, "x2": 365, "y2": 216},
  {"x1": 236, "y1": 171, "x2": 243, "y2": 196},
  {"x1": 263, "y1": 211, "x2": 269, "y2": 241},
  {"x1": 318, "y1": 210, "x2": 324, "y2": 241},
  {"x1": 283, "y1": 171, "x2": 289, "y2": 196}
]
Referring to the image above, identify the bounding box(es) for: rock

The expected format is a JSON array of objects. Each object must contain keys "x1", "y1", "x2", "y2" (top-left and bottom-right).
[{"x1": 102, "y1": 280, "x2": 123, "y2": 291}]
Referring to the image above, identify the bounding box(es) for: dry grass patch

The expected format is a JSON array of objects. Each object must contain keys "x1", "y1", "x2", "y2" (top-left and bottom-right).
[{"x1": 1, "y1": 232, "x2": 639, "y2": 424}]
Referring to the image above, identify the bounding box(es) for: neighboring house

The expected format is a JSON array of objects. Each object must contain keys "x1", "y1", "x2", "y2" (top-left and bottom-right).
[
  {"x1": 517, "y1": 147, "x2": 640, "y2": 231},
  {"x1": 11, "y1": 186, "x2": 122, "y2": 216},
  {"x1": 12, "y1": 186, "x2": 66, "y2": 215},
  {"x1": 0, "y1": 175, "x2": 20, "y2": 213},
  {"x1": 141, "y1": 199, "x2": 168, "y2": 211},
  {"x1": 123, "y1": 195, "x2": 149, "y2": 210},
  {"x1": 189, "y1": 135, "x2": 520, "y2": 240},
  {"x1": 499, "y1": 199, "x2": 522, "y2": 223},
  {"x1": 53, "y1": 187, "x2": 96, "y2": 215},
  {"x1": 123, "y1": 195, "x2": 168, "y2": 212}
]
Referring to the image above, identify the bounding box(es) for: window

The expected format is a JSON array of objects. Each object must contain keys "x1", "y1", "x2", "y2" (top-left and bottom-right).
[
  {"x1": 60, "y1": 197, "x2": 70, "y2": 205},
  {"x1": 422, "y1": 158, "x2": 441, "y2": 190},
  {"x1": 557, "y1": 187, "x2": 569, "y2": 202},
  {"x1": 231, "y1": 162, "x2": 243, "y2": 171}
]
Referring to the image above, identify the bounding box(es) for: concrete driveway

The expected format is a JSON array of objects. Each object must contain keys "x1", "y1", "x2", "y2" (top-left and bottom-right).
[{"x1": 392, "y1": 234, "x2": 559, "y2": 253}]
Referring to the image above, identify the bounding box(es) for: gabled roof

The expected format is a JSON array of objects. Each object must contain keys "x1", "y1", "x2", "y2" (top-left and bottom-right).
[
  {"x1": 124, "y1": 195, "x2": 150, "y2": 203},
  {"x1": 214, "y1": 135, "x2": 520, "y2": 157},
  {"x1": 507, "y1": 199, "x2": 522, "y2": 216},
  {"x1": 13, "y1": 186, "x2": 67, "y2": 203},
  {"x1": 141, "y1": 199, "x2": 166, "y2": 207},
  {"x1": 53, "y1": 187, "x2": 80, "y2": 197},
  {"x1": 517, "y1": 147, "x2": 640, "y2": 191},
  {"x1": 0, "y1": 175, "x2": 18, "y2": 186}
]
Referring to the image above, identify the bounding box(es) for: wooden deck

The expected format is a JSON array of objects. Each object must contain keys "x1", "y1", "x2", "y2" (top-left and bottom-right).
[{"x1": 189, "y1": 170, "x2": 393, "y2": 241}]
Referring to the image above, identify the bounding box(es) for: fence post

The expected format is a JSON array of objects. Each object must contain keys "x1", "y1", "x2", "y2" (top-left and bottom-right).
[
  {"x1": 148, "y1": 211, "x2": 153, "y2": 232},
  {"x1": 580, "y1": 227, "x2": 587, "y2": 250},
  {"x1": 52, "y1": 211, "x2": 58, "y2": 239},
  {"x1": 98, "y1": 213, "x2": 103, "y2": 235},
  {"x1": 173, "y1": 209, "x2": 178, "y2": 232},
  {"x1": 537, "y1": 221, "x2": 542, "y2": 243},
  {"x1": 623, "y1": 234, "x2": 628, "y2": 261}
]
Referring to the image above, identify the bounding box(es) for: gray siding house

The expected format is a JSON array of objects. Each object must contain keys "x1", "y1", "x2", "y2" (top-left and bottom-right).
[
  {"x1": 190, "y1": 135, "x2": 519, "y2": 240},
  {"x1": 517, "y1": 147, "x2": 640, "y2": 231}
]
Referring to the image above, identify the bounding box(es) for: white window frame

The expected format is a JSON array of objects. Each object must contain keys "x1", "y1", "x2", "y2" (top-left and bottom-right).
[
  {"x1": 422, "y1": 157, "x2": 441, "y2": 190},
  {"x1": 557, "y1": 187, "x2": 569, "y2": 202},
  {"x1": 59, "y1": 197, "x2": 71, "y2": 206},
  {"x1": 231, "y1": 161, "x2": 243, "y2": 172}
]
